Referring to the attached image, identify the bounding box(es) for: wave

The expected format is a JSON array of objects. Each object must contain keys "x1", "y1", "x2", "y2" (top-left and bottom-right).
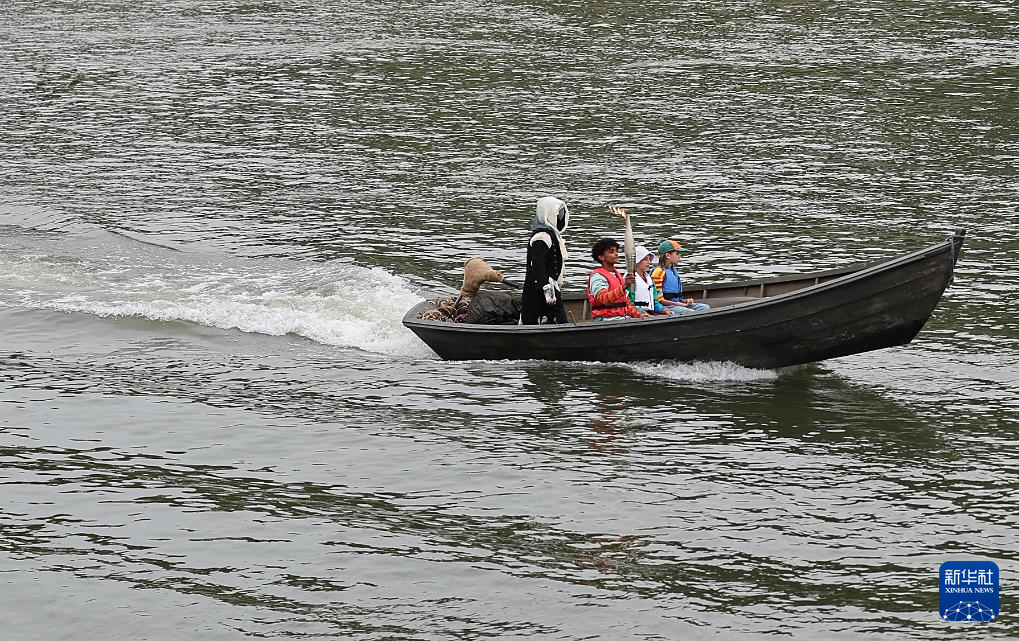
[
  {"x1": 626, "y1": 360, "x2": 780, "y2": 382},
  {"x1": 0, "y1": 227, "x2": 433, "y2": 357}
]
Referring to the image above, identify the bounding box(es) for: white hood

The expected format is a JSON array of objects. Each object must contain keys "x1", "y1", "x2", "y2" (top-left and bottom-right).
[
  {"x1": 534, "y1": 196, "x2": 569, "y2": 234},
  {"x1": 532, "y1": 196, "x2": 569, "y2": 285}
]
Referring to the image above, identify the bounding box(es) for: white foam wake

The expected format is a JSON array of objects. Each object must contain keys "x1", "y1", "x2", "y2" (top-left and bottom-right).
[
  {"x1": 626, "y1": 360, "x2": 779, "y2": 382},
  {"x1": 0, "y1": 239, "x2": 433, "y2": 357}
]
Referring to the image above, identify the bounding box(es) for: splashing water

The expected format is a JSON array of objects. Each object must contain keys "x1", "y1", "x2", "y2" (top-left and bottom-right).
[
  {"x1": 0, "y1": 225, "x2": 431, "y2": 357},
  {"x1": 627, "y1": 359, "x2": 780, "y2": 382}
]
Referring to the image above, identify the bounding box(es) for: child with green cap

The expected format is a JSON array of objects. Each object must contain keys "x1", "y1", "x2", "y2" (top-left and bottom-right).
[{"x1": 650, "y1": 239, "x2": 710, "y2": 314}]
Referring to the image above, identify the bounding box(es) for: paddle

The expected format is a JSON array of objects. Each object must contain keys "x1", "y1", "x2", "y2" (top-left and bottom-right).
[{"x1": 605, "y1": 203, "x2": 635, "y2": 299}]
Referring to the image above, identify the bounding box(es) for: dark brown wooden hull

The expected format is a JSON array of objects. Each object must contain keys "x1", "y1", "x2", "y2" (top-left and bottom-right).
[{"x1": 403, "y1": 232, "x2": 964, "y2": 368}]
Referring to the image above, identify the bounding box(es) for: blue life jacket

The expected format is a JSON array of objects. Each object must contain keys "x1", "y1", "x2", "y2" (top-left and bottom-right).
[{"x1": 661, "y1": 266, "x2": 684, "y2": 300}]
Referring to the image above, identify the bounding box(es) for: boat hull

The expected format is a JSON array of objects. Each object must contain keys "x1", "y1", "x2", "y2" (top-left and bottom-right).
[{"x1": 403, "y1": 233, "x2": 963, "y2": 368}]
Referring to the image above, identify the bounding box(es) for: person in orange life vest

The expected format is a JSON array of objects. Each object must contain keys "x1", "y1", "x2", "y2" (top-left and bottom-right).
[
  {"x1": 587, "y1": 238, "x2": 647, "y2": 320},
  {"x1": 650, "y1": 239, "x2": 710, "y2": 314},
  {"x1": 627, "y1": 245, "x2": 672, "y2": 315}
]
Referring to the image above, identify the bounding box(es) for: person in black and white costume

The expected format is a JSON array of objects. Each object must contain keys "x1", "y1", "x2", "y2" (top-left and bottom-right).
[{"x1": 521, "y1": 196, "x2": 569, "y2": 324}]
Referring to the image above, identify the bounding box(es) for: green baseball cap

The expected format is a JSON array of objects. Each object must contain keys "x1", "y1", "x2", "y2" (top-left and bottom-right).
[{"x1": 658, "y1": 239, "x2": 687, "y2": 254}]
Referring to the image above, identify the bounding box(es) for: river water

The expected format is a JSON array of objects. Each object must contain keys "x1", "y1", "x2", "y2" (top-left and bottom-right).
[{"x1": 2, "y1": 1, "x2": 1017, "y2": 639}]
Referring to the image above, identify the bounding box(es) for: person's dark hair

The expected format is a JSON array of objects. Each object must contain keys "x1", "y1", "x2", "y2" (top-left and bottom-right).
[{"x1": 591, "y1": 238, "x2": 619, "y2": 263}]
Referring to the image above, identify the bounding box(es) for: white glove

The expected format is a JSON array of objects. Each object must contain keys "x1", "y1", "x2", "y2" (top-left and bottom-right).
[{"x1": 542, "y1": 278, "x2": 558, "y2": 305}]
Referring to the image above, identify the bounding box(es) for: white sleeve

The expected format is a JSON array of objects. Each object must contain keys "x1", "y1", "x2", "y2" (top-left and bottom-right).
[{"x1": 529, "y1": 231, "x2": 553, "y2": 247}]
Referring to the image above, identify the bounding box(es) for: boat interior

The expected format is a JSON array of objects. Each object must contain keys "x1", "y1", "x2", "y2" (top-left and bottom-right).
[{"x1": 560, "y1": 260, "x2": 873, "y2": 322}]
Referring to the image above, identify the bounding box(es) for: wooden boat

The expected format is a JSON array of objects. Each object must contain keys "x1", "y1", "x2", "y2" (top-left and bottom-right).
[{"x1": 403, "y1": 231, "x2": 965, "y2": 368}]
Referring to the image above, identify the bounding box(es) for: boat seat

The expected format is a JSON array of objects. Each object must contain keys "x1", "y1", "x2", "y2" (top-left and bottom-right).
[{"x1": 697, "y1": 296, "x2": 759, "y2": 309}]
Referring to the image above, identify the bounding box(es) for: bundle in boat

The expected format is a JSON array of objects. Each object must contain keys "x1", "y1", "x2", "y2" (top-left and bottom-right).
[{"x1": 418, "y1": 257, "x2": 520, "y2": 324}]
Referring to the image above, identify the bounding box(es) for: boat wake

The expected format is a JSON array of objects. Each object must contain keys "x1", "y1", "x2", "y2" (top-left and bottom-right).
[
  {"x1": 626, "y1": 360, "x2": 780, "y2": 382},
  {"x1": 0, "y1": 223, "x2": 432, "y2": 356}
]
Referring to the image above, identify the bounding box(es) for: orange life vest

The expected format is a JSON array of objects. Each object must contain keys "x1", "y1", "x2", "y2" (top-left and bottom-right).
[{"x1": 587, "y1": 267, "x2": 629, "y2": 319}]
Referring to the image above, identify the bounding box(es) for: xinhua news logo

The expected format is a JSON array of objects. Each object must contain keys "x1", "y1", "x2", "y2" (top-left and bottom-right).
[{"x1": 939, "y1": 561, "x2": 999, "y2": 621}]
